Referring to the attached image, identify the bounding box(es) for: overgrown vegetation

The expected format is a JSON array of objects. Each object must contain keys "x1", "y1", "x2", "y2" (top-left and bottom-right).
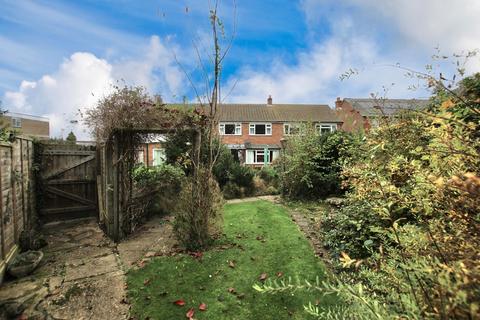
[
  {"x1": 257, "y1": 69, "x2": 480, "y2": 319},
  {"x1": 163, "y1": 128, "x2": 279, "y2": 199},
  {"x1": 132, "y1": 164, "x2": 185, "y2": 216},
  {"x1": 279, "y1": 126, "x2": 358, "y2": 199},
  {"x1": 85, "y1": 85, "x2": 200, "y2": 236}
]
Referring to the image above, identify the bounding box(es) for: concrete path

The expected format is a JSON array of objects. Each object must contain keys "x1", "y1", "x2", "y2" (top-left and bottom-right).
[
  {"x1": 226, "y1": 195, "x2": 280, "y2": 204},
  {"x1": 0, "y1": 215, "x2": 176, "y2": 320}
]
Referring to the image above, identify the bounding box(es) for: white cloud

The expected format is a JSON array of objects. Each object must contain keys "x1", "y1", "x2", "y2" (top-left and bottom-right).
[
  {"x1": 112, "y1": 36, "x2": 184, "y2": 97},
  {"x1": 226, "y1": 0, "x2": 480, "y2": 105},
  {"x1": 3, "y1": 36, "x2": 184, "y2": 140}
]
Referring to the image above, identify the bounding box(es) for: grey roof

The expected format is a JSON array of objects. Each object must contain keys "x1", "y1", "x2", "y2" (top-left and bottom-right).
[
  {"x1": 345, "y1": 98, "x2": 430, "y2": 117},
  {"x1": 216, "y1": 104, "x2": 339, "y2": 122}
]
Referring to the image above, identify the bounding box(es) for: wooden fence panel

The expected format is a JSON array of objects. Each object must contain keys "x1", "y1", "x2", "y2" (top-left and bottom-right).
[{"x1": 0, "y1": 137, "x2": 34, "y2": 284}]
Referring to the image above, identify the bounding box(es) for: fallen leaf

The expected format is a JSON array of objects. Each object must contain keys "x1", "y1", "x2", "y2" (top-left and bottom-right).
[
  {"x1": 227, "y1": 287, "x2": 236, "y2": 294},
  {"x1": 173, "y1": 299, "x2": 186, "y2": 306},
  {"x1": 143, "y1": 279, "x2": 151, "y2": 286},
  {"x1": 199, "y1": 303, "x2": 207, "y2": 311},
  {"x1": 259, "y1": 273, "x2": 268, "y2": 281},
  {"x1": 276, "y1": 272, "x2": 284, "y2": 278},
  {"x1": 228, "y1": 260, "x2": 235, "y2": 268},
  {"x1": 186, "y1": 308, "x2": 194, "y2": 319},
  {"x1": 236, "y1": 293, "x2": 245, "y2": 299}
]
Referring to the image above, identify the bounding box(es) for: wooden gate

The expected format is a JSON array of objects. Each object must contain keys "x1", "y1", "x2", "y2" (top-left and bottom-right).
[{"x1": 39, "y1": 144, "x2": 97, "y2": 222}]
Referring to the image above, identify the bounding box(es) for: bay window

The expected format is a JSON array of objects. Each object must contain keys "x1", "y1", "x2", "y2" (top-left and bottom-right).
[{"x1": 245, "y1": 149, "x2": 280, "y2": 164}]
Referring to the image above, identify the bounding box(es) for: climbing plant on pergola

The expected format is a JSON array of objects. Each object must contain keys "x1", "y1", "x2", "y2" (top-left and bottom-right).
[{"x1": 85, "y1": 86, "x2": 208, "y2": 240}]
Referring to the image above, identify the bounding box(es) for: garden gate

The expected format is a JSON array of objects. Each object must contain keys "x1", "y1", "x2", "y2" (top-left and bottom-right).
[{"x1": 38, "y1": 144, "x2": 98, "y2": 222}]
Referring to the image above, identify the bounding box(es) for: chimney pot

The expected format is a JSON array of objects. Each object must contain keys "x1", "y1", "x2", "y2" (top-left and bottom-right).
[
  {"x1": 336, "y1": 97, "x2": 341, "y2": 102},
  {"x1": 267, "y1": 95, "x2": 273, "y2": 105}
]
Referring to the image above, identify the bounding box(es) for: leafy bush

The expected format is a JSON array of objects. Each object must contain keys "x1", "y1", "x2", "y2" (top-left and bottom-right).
[
  {"x1": 212, "y1": 145, "x2": 238, "y2": 188},
  {"x1": 322, "y1": 73, "x2": 480, "y2": 318},
  {"x1": 222, "y1": 182, "x2": 242, "y2": 199},
  {"x1": 132, "y1": 164, "x2": 185, "y2": 215},
  {"x1": 257, "y1": 166, "x2": 280, "y2": 188},
  {"x1": 321, "y1": 201, "x2": 386, "y2": 259},
  {"x1": 173, "y1": 168, "x2": 224, "y2": 250},
  {"x1": 229, "y1": 163, "x2": 256, "y2": 195},
  {"x1": 280, "y1": 127, "x2": 359, "y2": 199}
]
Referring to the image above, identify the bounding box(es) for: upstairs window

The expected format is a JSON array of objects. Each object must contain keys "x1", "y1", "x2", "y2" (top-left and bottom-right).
[
  {"x1": 249, "y1": 123, "x2": 272, "y2": 135},
  {"x1": 316, "y1": 123, "x2": 336, "y2": 134},
  {"x1": 283, "y1": 123, "x2": 301, "y2": 135},
  {"x1": 12, "y1": 117, "x2": 22, "y2": 128},
  {"x1": 219, "y1": 123, "x2": 241, "y2": 135}
]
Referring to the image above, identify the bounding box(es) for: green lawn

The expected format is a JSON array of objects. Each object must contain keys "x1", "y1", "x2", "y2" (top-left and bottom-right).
[{"x1": 127, "y1": 200, "x2": 337, "y2": 319}]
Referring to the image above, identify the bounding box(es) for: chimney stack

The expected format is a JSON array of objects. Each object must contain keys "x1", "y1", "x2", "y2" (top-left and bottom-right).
[
  {"x1": 267, "y1": 95, "x2": 273, "y2": 105},
  {"x1": 335, "y1": 97, "x2": 342, "y2": 109}
]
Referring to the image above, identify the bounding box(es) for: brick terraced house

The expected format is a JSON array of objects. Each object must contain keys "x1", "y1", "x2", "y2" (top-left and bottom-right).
[
  {"x1": 335, "y1": 97, "x2": 429, "y2": 132},
  {"x1": 217, "y1": 96, "x2": 341, "y2": 167}
]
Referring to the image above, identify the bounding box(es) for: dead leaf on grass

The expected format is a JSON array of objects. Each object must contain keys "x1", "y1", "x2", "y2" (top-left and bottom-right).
[
  {"x1": 186, "y1": 307, "x2": 195, "y2": 319},
  {"x1": 173, "y1": 299, "x2": 186, "y2": 306},
  {"x1": 228, "y1": 260, "x2": 235, "y2": 268},
  {"x1": 199, "y1": 303, "x2": 207, "y2": 311},
  {"x1": 259, "y1": 273, "x2": 268, "y2": 281},
  {"x1": 227, "y1": 287, "x2": 237, "y2": 294}
]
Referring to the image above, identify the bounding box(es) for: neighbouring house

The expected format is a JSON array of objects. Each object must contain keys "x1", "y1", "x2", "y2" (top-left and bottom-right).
[
  {"x1": 137, "y1": 134, "x2": 166, "y2": 167},
  {"x1": 217, "y1": 96, "x2": 341, "y2": 167},
  {"x1": 136, "y1": 97, "x2": 341, "y2": 168},
  {"x1": 1, "y1": 112, "x2": 50, "y2": 139},
  {"x1": 335, "y1": 97, "x2": 429, "y2": 132}
]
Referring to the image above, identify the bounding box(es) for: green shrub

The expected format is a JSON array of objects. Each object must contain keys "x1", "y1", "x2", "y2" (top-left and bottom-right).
[
  {"x1": 257, "y1": 166, "x2": 280, "y2": 187},
  {"x1": 222, "y1": 182, "x2": 242, "y2": 199},
  {"x1": 321, "y1": 201, "x2": 386, "y2": 259},
  {"x1": 280, "y1": 128, "x2": 359, "y2": 200},
  {"x1": 229, "y1": 163, "x2": 255, "y2": 195},
  {"x1": 212, "y1": 145, "x2": 237, "y2": 188},
  {"x1": 132, "y1": 164, "x2": 185, "y2": 215},
  {"x1": 173, "y1": 168, "x2": 224, "y2": 250}
]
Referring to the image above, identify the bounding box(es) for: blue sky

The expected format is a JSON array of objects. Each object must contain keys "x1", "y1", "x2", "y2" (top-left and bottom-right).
[{"x1": 1, "y1": 0, "x2": 479, "y2": 138}]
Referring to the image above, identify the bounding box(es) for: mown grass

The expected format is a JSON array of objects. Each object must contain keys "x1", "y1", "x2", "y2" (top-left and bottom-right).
[{"x1": 127, "y1": 200, "x2": 338, "y2": 319}]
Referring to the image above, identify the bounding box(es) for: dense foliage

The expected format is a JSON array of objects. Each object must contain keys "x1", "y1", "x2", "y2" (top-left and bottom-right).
[
  {"x1": 163, "y1": 129, "x2": 279, "y2": 199},
  {"x1": 258, "y1": 73, "x2": 480, "y2": 319},
  {"x1": 173, "y1": 168, "x2": 224, "y2": 250},
  {"x1": 132, "y1": 164, "x2": 185, "y2": 216},
  {"x1": 280, "y1": 127, "x2": 359, "y2": 199}
]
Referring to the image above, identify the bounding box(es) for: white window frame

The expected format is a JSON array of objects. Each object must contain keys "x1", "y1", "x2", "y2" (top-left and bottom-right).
[
  {"x1": 249, "y1": 123, "x2": 272, "y2": 136},
  {"x1": 152, "y1": 148, "x2": 166, "y2": 166},
  {"x1": 246, "y1": 149, "x2": 279, "y2": 164},
  {"x1": 316, "y1": 123, "x2": 337, "y2": 134},
  {"x1": 283, "y1": 123, "x2": 301, "y2": 135},
  {"x1": 219, "y1": 122, "x2": 242, "y2": 135},
  {"x1": 12, "y1": 117, "x2": 22, "y2": 128},
  {"x1": 137, "y1": 150, "x2": 145, "y2": 164}
]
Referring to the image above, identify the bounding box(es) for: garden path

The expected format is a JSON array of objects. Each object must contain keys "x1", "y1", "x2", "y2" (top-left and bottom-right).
[{"x1": 0, "y1": 215, "x2": 175, "y2": 320}]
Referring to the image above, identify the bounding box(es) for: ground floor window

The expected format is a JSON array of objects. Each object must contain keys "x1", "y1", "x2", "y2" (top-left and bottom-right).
[
  {"x1": 152, "y1": 148, "x2": 166, "y2": 166},
  {"x1": 245, "y1": 149, "x2": 280, "y2": 164},
  {"x1": 137, "y1": 150, "x2": 145, "y2": 164}
]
